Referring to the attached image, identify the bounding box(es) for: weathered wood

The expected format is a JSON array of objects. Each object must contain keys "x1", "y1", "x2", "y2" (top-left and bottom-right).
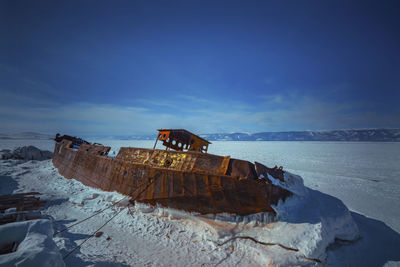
[
  {"x1": 0, "y1": 200, "x2": 44, "y2": 208},
  {"x1": 0, "y1": 192, "x2": 40, "y2": 199},
  {"x1": 0, "y1": 193, "x2": 45, "y2": 256},
  {"x1": 0, "y1": 242, "x2": 18, "y2": 255},
  {"x1": 0, "y1": 193, "x2": 45, "y2": 213},
  {"x1": 0, "y1": 197, "x2": 41, "y2": 205},
  {"x1": 0, "y1": 212, "x2": 42, "y2": 225}
]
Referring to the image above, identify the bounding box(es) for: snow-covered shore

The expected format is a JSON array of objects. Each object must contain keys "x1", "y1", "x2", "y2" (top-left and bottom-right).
[
  {"x1": 1, "y1": 141, "x2": 399, "y2": 266},
  {"x1": 3, "y1": 138, "x2": 399, "y2": 234}
]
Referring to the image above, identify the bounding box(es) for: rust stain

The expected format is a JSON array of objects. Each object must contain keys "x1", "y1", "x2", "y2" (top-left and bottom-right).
[
  {"x1": 52, "y1": 133, "x2": 291, "y2": 216},
  {"x1": 155, "y1": 129, "x2": 210, "y2": 153}
]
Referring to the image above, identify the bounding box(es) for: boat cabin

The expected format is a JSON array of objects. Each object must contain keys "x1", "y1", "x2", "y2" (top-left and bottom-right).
[{"x1": 153, "y1": 129, "x2": 211, "y2": 153}]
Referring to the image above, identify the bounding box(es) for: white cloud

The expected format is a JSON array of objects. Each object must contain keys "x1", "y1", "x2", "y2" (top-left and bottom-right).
[{"x1": 0, "y1": 92, "x2": 399, "y2": 135}]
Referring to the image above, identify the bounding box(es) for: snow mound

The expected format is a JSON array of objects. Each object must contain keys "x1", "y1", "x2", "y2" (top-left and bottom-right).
[
  {"x1": 1, "y1": 146, "x2": 53, "y2": 161},
  {"x1": 0, "y1": 157, "x2": 361, "y2": 265},
  {"x1": 0, "y1": 219, "x2": 65, "y2": 267},
  {"x1": 130, "y1": 170, "x2": 359, "y2": 263},
  {"x1": 266, "y1": 171, "x2": 360, "y2": 260},
  {"x1": 272, "y1": 188, "x2": 359, "y2": 260}
]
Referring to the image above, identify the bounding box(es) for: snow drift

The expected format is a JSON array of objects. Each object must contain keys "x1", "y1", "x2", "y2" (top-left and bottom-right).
[
  {"x1": 0, "y1": 219, "x2": 64, "y2": 267},
  {"x1": 1, "y1": 146, "x2": 53, "y2": 161},
  {"x1": 131, "y1": 170, "x2": 359, "y2": 263}
]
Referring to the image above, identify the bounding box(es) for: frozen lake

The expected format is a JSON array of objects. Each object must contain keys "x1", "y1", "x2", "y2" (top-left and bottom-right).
[{"x1": 1, "y1": 139, "x2": 399, "y2": 233}]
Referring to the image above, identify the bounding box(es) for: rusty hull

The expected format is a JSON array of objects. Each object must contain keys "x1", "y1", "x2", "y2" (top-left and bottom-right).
[{"x1": 52, "y1": 139, "x2": 291, "y2": 216}]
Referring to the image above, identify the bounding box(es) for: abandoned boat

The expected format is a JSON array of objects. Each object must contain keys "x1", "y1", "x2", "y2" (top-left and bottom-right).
[{"x1": 52, "y1": 129, "x2": 291, "y2": 215}]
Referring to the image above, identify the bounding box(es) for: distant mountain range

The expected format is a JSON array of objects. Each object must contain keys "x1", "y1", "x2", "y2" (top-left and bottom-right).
[
  {"x1": 0, "y1": 132, "x2": 53, "y2": 140},
  {"x1": 199, "y1": 129, "x2": 400, "y2": 142},
  {"x1": 1, "y1": 129, "x2": 400, "y2": 141}
]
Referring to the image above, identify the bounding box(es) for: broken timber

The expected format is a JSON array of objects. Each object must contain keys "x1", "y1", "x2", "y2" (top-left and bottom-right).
[
  {"x1": 0, "y1": 192, "x2": 46, "y2": 255},
  {"x1": 0, "y1": 192, "x2": 45, "y2": 214}
]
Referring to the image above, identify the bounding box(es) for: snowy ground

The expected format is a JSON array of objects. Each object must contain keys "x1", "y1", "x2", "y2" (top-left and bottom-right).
[{"x1": 1, "y1": 139, "x2": 399, "y2": 266}]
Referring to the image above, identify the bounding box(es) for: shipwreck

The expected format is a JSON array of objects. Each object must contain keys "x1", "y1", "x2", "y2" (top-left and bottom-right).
[{"x1": 53, "y1": 129, "x2": 291, "y2": 215}]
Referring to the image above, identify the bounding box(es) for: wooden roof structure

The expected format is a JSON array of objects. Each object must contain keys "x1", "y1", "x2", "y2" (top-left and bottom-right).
[{"x1": 154, "y1": 129, "x2": 211, "y2": 153}]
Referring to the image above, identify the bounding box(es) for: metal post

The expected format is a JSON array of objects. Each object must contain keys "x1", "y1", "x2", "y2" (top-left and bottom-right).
[{"x1": 153, "y1": 137, "x2": 159, "y2": 149}]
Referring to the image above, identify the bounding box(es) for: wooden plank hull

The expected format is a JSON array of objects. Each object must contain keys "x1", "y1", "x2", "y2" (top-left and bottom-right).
[{"x1": 52, "y1": 140, "x2": 291, "y2": 216}]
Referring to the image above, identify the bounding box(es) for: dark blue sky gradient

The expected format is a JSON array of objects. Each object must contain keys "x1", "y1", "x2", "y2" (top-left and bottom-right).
[{"x1": 1, "y1": 0, "x2": 399, "y2": 135}]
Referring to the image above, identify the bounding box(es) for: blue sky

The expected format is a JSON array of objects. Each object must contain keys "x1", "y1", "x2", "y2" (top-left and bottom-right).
[{"x1": 1, "y1": 0, "x2": 399, "y2": 135}]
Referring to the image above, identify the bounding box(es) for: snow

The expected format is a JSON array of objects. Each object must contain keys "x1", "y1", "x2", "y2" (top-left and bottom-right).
[
  {"x1": 0, "y1": 219, "x2": 65, "y2": 267},
  {"x1": 204, "y1": 141, "x2": 400, "y2": 233},
  {"x1": 0, "y1": 139, "x2": 54, "y2": 152},
  {"x1": 1, "y1": 146, "x2": 53, "y2": 160},
  {"x1": 272, "y1": 187, "x2": 359, "y2": 260},
  {"x1": 1, "y1": 140, "x2": 400, "y2": 266},
  {"x1": 267, "y1": 171, "x2": 308, "y2": 196}
]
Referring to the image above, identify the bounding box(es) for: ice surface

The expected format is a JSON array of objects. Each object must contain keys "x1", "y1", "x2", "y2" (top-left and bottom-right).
[
  {"x1": 0, "y1": 139, "x2": 399, "y2": 266},
  {"x1": 93, "y1": 139, "x2": 400, "y2": 233}
]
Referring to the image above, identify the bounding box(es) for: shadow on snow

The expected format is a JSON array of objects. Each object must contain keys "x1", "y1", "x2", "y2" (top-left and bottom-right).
[
  {"x1": 327, "y1": 212, "x2": 400, "y2": 266},
  {"x1": 53, "y1": 218, "x2": 131, "y2": 267},
  {"x1": 0, "y1": 175, "x2": 19, "y2": 195}
]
